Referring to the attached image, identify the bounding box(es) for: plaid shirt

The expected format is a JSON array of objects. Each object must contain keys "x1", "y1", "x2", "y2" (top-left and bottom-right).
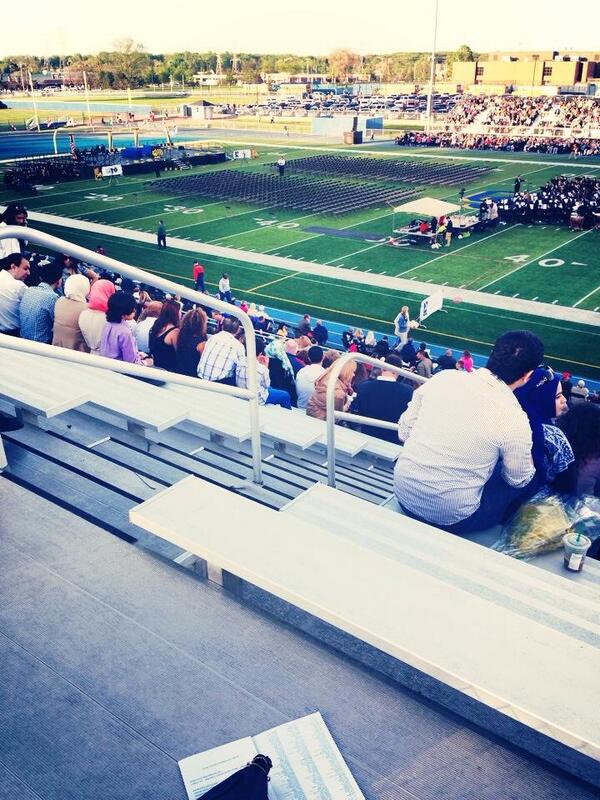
[
  {"x1": 197, "y1": 331, "x2": 245, "y2": 381},
  {"x1": 19, "y1": 282, "x2": 58, "y2": 342}
]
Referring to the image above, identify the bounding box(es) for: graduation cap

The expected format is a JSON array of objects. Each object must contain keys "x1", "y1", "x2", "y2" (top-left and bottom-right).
[{"x1": 199, "y1": 754, "x2": 272, "y2": 799}]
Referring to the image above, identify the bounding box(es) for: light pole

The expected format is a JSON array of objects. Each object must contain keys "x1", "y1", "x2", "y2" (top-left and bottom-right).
[
  {"x1": 83, "y1": 70, "x2": 92, "y2": 126},
  {"x1": 28, "y1": 71, "x2": 40, "y2": 131},
  {"x1": 426, "y1": 0, "x2": 440, "y2": 133},
  {"x1": 530, "y1": 54, "x2": 540, "y2": 96}
]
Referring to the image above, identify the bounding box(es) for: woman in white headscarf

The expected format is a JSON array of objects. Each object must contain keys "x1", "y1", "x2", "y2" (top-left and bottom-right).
[{"x1": 52, "y1": 273, "x2": 90, "y2": 352}]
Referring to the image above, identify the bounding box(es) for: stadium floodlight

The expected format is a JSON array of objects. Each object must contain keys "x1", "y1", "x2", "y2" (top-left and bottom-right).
[{"x1": 426, "y1": 0, "x2": 440, "y2": 134}]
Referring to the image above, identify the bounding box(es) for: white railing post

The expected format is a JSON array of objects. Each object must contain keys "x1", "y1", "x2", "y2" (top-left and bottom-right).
[
  {"x1": 0, "y1": 225, "x2": 263, "y2": 484},
  {"x1": 325, "y1": 352, "x2": 427, "y2": 488}
]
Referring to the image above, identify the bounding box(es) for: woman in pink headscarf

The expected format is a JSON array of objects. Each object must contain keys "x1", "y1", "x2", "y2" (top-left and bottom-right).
[{"x1": 79, "y1": 279, "x2": 116, "y2": 354}]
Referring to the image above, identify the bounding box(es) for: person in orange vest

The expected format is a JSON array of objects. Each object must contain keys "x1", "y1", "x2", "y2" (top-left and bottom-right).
[{"x1": 192, "y1": 260, "x2": 205, "y2": 292}]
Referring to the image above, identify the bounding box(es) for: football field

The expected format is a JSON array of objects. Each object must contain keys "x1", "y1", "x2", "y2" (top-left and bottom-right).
[{"x1": 2, "y1": 139, "x2": 599, "y2": 376}]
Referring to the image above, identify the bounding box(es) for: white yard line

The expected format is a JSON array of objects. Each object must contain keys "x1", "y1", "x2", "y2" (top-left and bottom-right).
[
  {"x1": 477, "y1": 229, "x2": 592, "y2": 290},
  {"x1": 573, "y1": 284, "x2": 600, "y2": 309},
  {"x1": 170, "y1": 205, "x2": 271, "y2": 233},
  {"x1": 395, "y1": 224, "x2": 518, "y2": 277},
  {"x1": 326, "y1": 241, "x2": 384, "y2": 264},
  {"x1": 208, "y1": 210, "x2": 318, "y2": 244},
  {"x1": 248, "y1": 270, "x2": 304, "y2": 292}
]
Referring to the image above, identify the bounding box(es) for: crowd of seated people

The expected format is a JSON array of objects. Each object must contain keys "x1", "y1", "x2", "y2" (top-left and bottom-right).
[
  {"x1": 497, "y1": 175, "x2": 600, "y2": 227},
  {"x1": 2, "y1": 219, "x2": 599, "y2": 516},
  {"x1": 394, "y1": 130, "x2": 600, "y2": 157},
  {"x1": 446, "y1": 94, "x2": 600, "y2": 130}
]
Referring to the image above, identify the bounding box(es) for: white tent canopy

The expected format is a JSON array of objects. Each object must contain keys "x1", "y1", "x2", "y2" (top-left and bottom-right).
[{"x1": 393, "y1": 197, "x2": 461, "y2": 216}]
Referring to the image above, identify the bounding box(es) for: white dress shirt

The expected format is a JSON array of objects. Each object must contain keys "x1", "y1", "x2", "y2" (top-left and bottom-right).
[
  {"x1": 295, "y1": 364, "x2": 324, "y2": 409},
  {"x1": 394, "y1": 368, "x2": 535, "y2": 526},
  {"x1": 197, "y1": 330, "x2": 245, "y2": 381},
  {"x1": 0, "y1": 269, "x2": 27, "y2": 331}
]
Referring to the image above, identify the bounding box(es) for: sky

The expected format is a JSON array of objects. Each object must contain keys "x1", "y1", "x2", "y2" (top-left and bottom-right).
[{"x1": 4, "y1": 0, "x2": 600, "y2": 57}]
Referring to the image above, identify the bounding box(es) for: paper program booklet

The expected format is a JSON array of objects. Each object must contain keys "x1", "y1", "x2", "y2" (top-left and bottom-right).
[{"x1": 178, "y1": 711, "x2": 365, "y2": 799}]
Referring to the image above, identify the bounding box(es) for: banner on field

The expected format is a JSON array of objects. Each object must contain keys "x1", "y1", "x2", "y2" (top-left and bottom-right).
[
  {"x1": 101, "y1": 164, "x2": 124, "y2": 177},
  {"x1": 419, "y1": 290, "x2": 444, "y2": 322},
  {"x1": 232, "y1": 149, "x2": 253, "y2": 159}
]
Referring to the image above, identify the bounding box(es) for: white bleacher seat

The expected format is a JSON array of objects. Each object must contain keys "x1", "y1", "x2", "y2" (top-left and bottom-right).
[
  {"x1": 0, "y1": 349, "x2": 400, "y2": 464},
  {"x1": 0, "y1": 350, "x2": 90, "y2": 417},
  {"x1": 130, "y1": 475, "x2": 600, "y2": 777}
]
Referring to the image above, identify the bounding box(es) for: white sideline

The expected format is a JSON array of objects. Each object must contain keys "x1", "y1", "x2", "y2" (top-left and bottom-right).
[{"x1": 19, "y1": 208, "x2": 600, "y2": 328}]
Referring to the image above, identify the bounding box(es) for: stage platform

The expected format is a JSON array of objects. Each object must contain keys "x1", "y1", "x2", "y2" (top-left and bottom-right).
[{"x1": 0, "y1": 479, "x2": 597, "y2": 800}]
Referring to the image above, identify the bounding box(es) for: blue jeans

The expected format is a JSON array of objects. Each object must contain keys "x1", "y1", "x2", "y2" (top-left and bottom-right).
[
  {"x1": 266, "y1": 387, "x2": 291, "y2": 409},
  {"x1": 400, "y1": 463, "x2": 540, "y2": 535}
]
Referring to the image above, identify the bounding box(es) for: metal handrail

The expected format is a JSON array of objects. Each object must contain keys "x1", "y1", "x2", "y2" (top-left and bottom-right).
[
  {"x1": 0, "y1": 225, "x2": 263, "y2": 484},
  {"x1": 325, "y1": 352, "x2": 427, "y2": 488}
]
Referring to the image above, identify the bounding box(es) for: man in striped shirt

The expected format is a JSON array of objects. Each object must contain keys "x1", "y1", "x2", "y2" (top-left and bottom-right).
[
  {"x1": 197, "y1": 317, "x2": 245, "y2": 386},
  {"x1": 394, "y1": 330, "x2": 544, "y2": 534}
]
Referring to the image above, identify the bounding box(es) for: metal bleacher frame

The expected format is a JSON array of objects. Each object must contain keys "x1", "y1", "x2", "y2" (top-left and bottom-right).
[{"x1": 0, "y1": 225, "x2": 264, "y2": 483}]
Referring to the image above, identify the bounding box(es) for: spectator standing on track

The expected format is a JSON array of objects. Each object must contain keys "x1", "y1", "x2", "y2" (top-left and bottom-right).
[
  {"x1": 156, "y1": 220, "x2": 167, "y2": 249},
  {"x1": 192, "y1": 260, "x2": 205, "y2": 292},
  {"x1": 394, "y1": 330, "x2": 544, "y2": 534},
  {"x1": 0, "y1": 253, "x2": 30, "y2": 335},
  {"x1": 218, "y1": 273, "x2": 232, "y2": 304},
  {"x1": 19, "y1": 261, "x2": 63, "y2": 343},
  {"x1": 277, "y1": 157, "x2": 286, "y2": 176},
  {"x1": 393, "y1": 306, "x2": 410, "y2": 347},
  {"x1": 312, "y1": 319, "x2": 328, "y2": 346}
]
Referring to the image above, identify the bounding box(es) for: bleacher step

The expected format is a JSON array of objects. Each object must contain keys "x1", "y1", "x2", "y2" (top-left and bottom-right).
[{"x1": 129, "y1": 475, "x2": 600, "y2": 785}]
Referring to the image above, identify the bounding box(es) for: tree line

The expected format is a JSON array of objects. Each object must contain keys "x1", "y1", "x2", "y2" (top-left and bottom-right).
[{"x1": 0, "y1": 41, "x2": 477, "y2": 90}]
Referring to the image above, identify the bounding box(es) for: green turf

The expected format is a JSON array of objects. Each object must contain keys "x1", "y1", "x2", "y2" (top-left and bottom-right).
[
  {"x1": 31, "y1": 219, "x2": 600, "y2": 378},
  {"x1": 3, "y1": 140, "x2": 599, "y2": 375}
]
